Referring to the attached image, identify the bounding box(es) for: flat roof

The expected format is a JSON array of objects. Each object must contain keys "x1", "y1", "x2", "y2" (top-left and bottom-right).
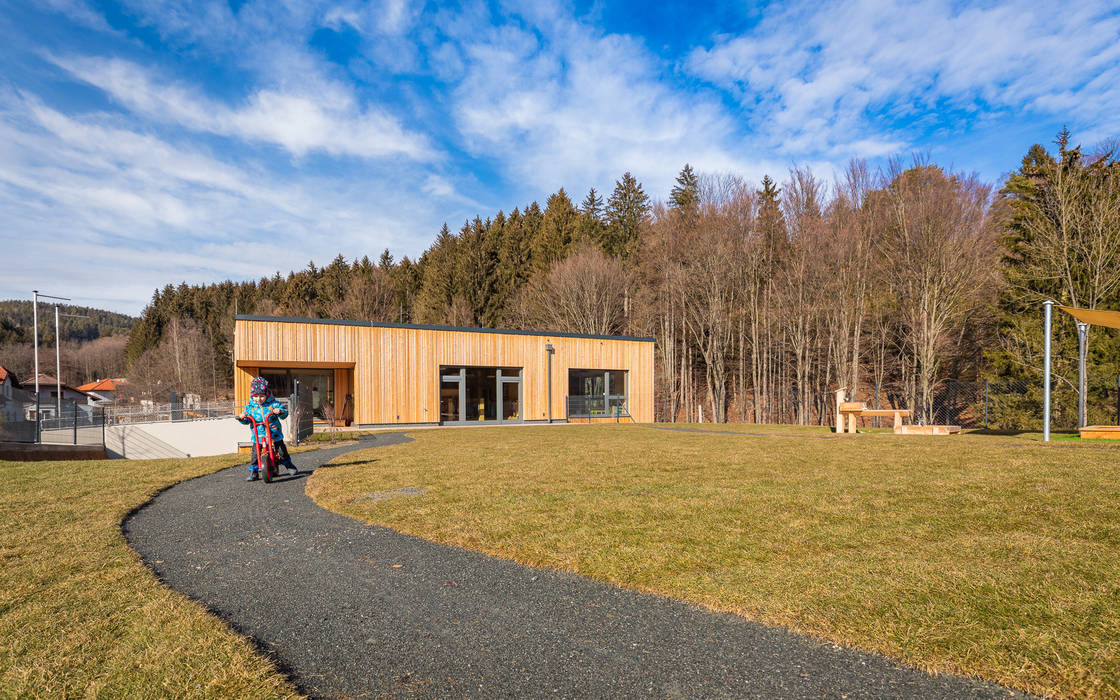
[{"x1": 234, "y1": 315, "x2": 656, "y2": 343}]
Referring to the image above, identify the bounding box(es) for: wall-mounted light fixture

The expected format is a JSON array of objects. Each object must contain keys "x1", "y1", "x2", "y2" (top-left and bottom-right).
[{"x1": 545, "y1": 343, "x2": 555, "y2": 423}]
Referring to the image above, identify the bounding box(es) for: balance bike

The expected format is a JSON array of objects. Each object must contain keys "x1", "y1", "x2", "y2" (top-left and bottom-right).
[{"x1": 246, "y1": 414, "x2": 278, "y2": 483}]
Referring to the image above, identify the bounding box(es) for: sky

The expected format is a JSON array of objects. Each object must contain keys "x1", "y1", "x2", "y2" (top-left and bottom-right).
[{"x1": 3, "y1": 0, "x2": 1120, "y2": 316}]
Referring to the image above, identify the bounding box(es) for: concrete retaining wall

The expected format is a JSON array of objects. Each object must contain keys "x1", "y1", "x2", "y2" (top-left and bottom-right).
[
  {"x1": 0, "y1": 441, "x2": 107, "y2": 461},
  {"x1": 105, "y1": 415, "x2": 293, "y2": 459}
]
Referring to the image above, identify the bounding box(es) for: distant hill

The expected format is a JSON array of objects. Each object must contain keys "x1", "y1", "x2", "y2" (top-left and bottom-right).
[{"x1": 0, "y1": 300, "x2": 136, "y2": 345}]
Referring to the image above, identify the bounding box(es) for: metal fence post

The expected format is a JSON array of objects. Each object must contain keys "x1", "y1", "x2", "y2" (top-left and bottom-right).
[
  {"x1": 72, "y1": 403, "x2": 78, "y2": 445},
  {"x1": 1077, "y1": 321, "x2": 1089, "y2": 429},
  {"x1": 1043, "y1": 300, "x2": 1053, "y2": 442},
  {"x1": 292, "y1": 380, "x2": 300, "y2": 445},
  {"x1": 984, "y1": 380, "x2": 990, "y2": 429}
]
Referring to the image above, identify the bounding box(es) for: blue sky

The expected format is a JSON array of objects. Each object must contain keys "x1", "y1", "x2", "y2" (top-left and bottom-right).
[{"x1": 4, "y1": 0, "x2": 1119, "y2": 316}]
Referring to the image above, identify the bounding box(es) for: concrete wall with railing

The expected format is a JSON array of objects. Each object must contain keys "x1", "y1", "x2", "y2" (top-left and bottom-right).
[{"x1": 105, "y1": 415, "x2": 293, "y2": 459}]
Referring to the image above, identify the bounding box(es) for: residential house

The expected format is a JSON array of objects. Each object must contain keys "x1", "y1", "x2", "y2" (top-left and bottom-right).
[
  {"x1": 77, "y1": 377, "x2": 126, "y2": 405},
  {"x1": 0, "y1": 365, "x2": 20, "y2": 422},
  {"x1": 21, "y1": 374, "x2": 94, "y2": 420}
]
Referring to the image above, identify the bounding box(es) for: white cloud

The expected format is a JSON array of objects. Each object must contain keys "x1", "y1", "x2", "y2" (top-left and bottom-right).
[
  {"x1": 324, "y1": 0, "x2": 419, "y2": 36},
  {"x1": 0, "y1": 91, "x2": 452, "y2": 314},
  {"x1": 686, "y1": 0, "x2": 1120, "y2": 158},
  {"x1": 49, "y1": 55, "x2": 436, "y2": 161},
  {"x1": 39, "y1": 0, "x2": 120, "y2": 34},
  {"x1": 442, "y1": 13, "x2": 765, "y2": 199}
]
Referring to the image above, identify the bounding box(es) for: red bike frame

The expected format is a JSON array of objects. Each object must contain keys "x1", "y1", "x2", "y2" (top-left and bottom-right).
[{"x1": 246, "y1": 413, "x2": 279, "y2": 482}]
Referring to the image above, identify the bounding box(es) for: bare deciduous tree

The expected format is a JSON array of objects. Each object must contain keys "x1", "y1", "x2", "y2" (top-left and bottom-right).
[
  {"x1": 880, "y1": 164, "x2": 995, "y2": 421},
  {"x1": 508, "y1": 243, "x2": 631, "y2": 336}
]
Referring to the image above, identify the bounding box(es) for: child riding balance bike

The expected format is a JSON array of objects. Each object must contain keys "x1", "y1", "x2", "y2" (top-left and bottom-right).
[{"x1": 237, "y1": 377, "x2": 299, "y2": 481}]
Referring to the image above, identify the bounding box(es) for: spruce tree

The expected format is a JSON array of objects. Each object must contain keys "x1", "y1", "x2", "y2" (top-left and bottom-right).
[
  {"x1": 581, "y1": 188, "x2": 604, "y2": 220},
  {"x1": 534, "y1": 189, "x2": 578, "y2": 270},
  {"x1": 757, "y1": 175, "x2": 788, "y2": 267},
  {"x1": 378, "y1": 249, "x2": 394, "y2": 270},
  {"x1": 578, "y1": 188, "x2": 606, "y2": 247},
  {"x1": 669, "y1": 163, "x2": 699, "y2": 213},
  {"x1": 414, "y1": 224, "x2": 459, "y2": 323},
  {"x1": 603, "y1": 172, "x2": 650, "y2": 258}
]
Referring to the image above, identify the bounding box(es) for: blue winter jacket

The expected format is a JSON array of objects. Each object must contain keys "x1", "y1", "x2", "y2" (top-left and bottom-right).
[{"x1": 237, "y1": 396, "x2": 288, "y2": 442}]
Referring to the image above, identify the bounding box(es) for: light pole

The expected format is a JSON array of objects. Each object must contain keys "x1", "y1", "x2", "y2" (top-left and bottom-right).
[
  {"x1": 32, "y1": 291, "x2": 69, "y2": 439},
  {"x1": 54, "y1": 304, "x2": 89, "y2": 418},
  {"x1": 33, "y1": 290, "x2": 38, "y2": 435}
]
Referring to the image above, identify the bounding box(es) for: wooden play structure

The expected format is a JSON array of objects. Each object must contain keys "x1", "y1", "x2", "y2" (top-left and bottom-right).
[{"x1": 835, "y1": 389, "x2": 960, "y2": 435}]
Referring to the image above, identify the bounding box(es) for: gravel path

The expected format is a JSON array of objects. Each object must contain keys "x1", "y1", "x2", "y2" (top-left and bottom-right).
[{"x1": 124, "y1": 433, "x2": 1027, "y2": 699}]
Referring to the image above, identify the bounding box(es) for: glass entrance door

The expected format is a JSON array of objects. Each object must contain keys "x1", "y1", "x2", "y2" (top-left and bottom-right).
[
  {"x1": 501, "y1": 379, "x2": 520, "y2": 421},
  {"x1": 441, "y1": 373, "x2": 463, "y2": 422},
  {"x1": 465, "y1": 367, "x2": 498, "y2": 421},
  {"x1": 439, "y1": 366, "x2": 522, "y2": 424}
]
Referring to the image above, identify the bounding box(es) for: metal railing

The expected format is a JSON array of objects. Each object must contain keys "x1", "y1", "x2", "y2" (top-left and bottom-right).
[
  {"x1": 25, "y1": 405, "x2": 106, "y2": 446},
  {"x1": 104, "y1": 400, "x2": 238, "y2": 425},
  {"x1": 566, "y1": 395, "x2": 631, "y2": 421}
]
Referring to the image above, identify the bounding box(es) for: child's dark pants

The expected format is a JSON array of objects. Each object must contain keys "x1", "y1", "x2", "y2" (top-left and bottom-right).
[{"x1": 250, "y1": 439, "x2": 295, "y2": 471}]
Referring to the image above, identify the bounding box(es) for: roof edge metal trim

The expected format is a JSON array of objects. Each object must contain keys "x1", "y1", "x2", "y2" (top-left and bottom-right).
[{"x1": 234, "y1": 314, "x2": 656, "y2": 343}]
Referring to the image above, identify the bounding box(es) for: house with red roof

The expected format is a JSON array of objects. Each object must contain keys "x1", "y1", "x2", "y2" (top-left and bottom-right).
[
  {"x1": 0, "y1": 365, "x2": 20, "y2": 422},
  {"x1": 77, "y1": 377, "x2": 126, "y2": 405}
]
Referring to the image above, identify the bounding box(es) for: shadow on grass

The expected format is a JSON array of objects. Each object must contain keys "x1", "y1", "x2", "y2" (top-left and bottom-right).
[{"x1": 316, "y1": 458, "x2": 379, "y2": 469}]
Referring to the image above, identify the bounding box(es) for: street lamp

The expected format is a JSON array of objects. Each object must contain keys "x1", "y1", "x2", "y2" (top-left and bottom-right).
[
  {"x1": 32, "y1": 291, "x2": 69, "y2": 440},
  {"x1": 54, "y1": 304, "x2": 89, "y2": 418}
]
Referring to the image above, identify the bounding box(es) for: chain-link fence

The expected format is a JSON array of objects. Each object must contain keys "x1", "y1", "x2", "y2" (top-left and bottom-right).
[
  {"x1": 653, "y1": 376, "x2": 1102, "y2": 431},
  {"x1": 830, "y1": 379, "x2": 1085, "y2": 431}
]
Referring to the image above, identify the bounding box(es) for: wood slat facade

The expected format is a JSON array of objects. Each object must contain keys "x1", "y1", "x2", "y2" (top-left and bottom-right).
[{"x1": 233, "y1": 316, "x2": 655, "y2": 425}]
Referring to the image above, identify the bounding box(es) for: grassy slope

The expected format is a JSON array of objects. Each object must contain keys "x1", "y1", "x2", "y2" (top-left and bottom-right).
[
  {"x1": 0, "y1": 453, "x2": 297, "y2": 698},
  {"x1": 307, "y1": 425, "x2": 1120, "y2": 699}
]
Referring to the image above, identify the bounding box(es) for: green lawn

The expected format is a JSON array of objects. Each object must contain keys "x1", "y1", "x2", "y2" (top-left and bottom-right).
[
  {"x1": 307, "y1": 424, "x2": 1120, "y2": 699},
  {"x1": 0, "y1": 453, "x2": 298, "y2": 698}
]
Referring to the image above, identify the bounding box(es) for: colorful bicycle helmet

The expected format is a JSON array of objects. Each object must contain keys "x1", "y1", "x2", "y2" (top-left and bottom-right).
[{"x1": 250, "y1": 376, "x2": 270, "y2": 396}]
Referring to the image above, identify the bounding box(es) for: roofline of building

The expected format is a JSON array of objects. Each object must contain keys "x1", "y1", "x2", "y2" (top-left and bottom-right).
[{"x1": 234, "y1": 314, "x2": 656, "y2": 343}]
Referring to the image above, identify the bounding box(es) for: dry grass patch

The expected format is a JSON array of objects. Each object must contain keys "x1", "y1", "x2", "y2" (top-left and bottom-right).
[
  {"x1": 307, "y1": 424, "x2": 1120, "y2": 699},
  {"x1": 0, "y1": 453, "x2": 298, "y2": 698}
]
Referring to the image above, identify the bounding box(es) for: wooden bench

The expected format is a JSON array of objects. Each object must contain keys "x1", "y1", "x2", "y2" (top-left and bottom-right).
[
  {"x1": 837, "y1": 400, "x2": 910, "y2": 433},
  {"x1": 835, "y1": 389, "x2": 959, "y2": 435}
]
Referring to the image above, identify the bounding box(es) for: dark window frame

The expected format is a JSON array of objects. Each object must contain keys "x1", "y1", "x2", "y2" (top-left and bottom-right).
[
  {"x1": 439, "y1": 365, "x2": 523, "y2": 425},
  {"x1": 567, "y1": 369, "x2": 628, "y2": 418}
]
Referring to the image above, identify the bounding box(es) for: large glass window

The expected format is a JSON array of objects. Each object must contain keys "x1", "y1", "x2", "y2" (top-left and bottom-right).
[
  {"x1": 568, "y1": 369, "x2": 628, "y2": 418},
  {"x1": 439, "y1": 367, "x2": 522, "y2": 424},
  {"x1": 257, "y1": 369, "x2": 334, "y2": 420}
]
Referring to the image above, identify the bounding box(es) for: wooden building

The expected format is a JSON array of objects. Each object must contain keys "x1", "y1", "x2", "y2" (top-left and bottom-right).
[{"x1": 233, "y1": 315, "x2": 655, "y2": 426}]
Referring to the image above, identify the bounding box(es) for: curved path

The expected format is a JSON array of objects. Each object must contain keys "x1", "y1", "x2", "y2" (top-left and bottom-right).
[{"x1": 124, "y1": 434, "x2": 1026, "y2": 699}]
